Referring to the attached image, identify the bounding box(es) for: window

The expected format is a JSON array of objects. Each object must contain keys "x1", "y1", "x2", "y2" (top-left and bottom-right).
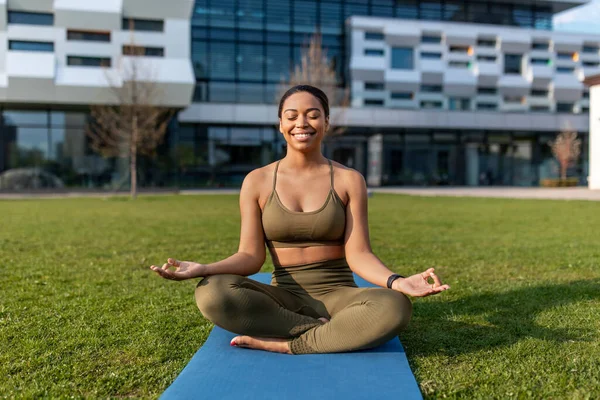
[
  {"x1": 583, "y1": 91, "x2": 590, "y2": 99},
  {"x1": 504, "y1": 54, "x2": 522, "y2": 74},
  {"x1": 421, "y1": 52, "x2": 442, "y2": 59},
  {"x1": 420, "y1": 100, "x2": 443, "y2": 109},
  {"x1": 365, "y1": 32, "x2": 384, "y2": 41},
  {"x1": 122, "y1": 18, "x2": 164, "y2": 32},
  {"x1": 421, "y1": 35, "x2": 441, "y2": 44},
  {"x1": 530, "y1": 105, "x2": 550, "y2": 112},
  {"x1": 531, "y1": 42, "x2": 549, "y2": 51},
  {"x1": 583, "y1": 62, "x2": 600, "y2": 68},
  {"x1": 531, "y1": 58, "x2": 550, "y2": 65},
  {"x1": 448, "y1": 61, "x2": 469, "y2": 68},
  {"x1": 582, "y1": 107, "x2": 590, "y2": 113},
  {"x1": 364, "y1": 49, "x2": 384, "y2": 56},
  {"x1": 391, "y1": 92, "x2": 413, "y2": 100},
  {"x1": 477, "y1": 38, "x2": 496, "y2": 47},
  {"x1": 477, "y1": 103, "x2": 497, "y2": 110},
  {"x1": 556, "y1": 67, "x2": 574, "y2": 74},
  {"x1": 449, "y1": 45, "x2": 469, "y2": 53},
  {"x1": 8, "y1": 11, "x2": 53, "y2": 25},
  {"x1": 123, "y1": 45, "x2": 164, "y2": 57},
  {"x1": 67, "y1": 56, "x2": 111, "y2": 67},
  {"x1": 8, "y1": 40, "x2": 54, "y2": 52},
  {"x1": 530, "y1": 89, "x2": 548, "y2": 97},
  {"x1": 477, "y1": 55, "x2": 496, "y2": 62},
  {"x1": 556, "y1": 52, "x2": 573, "y2": 60},
  {"x1": 448, "y1": 97, "x2": 470, "y2": 110},
  {"x1": 477, "y1": 87, "x2": 497, "y2": 95},
  {"x1": 365, "y1": 82, "x2": 385, "y2": 90},
  {"x1": 504, "y1": 96, "x2": 524, "y2": 104},
  {"x1": 67, "y1": 30, "x2": 110, "y2": 42},
  {"x1": 582, "y1": 45, "x2": 599, "y2": 54},
  {"x1": 391, "y1": 47, "x2": 413, "y2": 69},
  {"x1": 556, "y1": 103, "x2": 574, "y2": 113},
  {"x1": 421, "y1": 84, "x2": 442, "y2": 93},
  {"x1": 364, "y1": 99, "x2": 384, "y2": 106}
]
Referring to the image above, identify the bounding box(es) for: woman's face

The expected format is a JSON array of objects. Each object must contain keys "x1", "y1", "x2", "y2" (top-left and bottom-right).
[{"x1": 279, "y1": 91, "x2": 329, "y2": 151}]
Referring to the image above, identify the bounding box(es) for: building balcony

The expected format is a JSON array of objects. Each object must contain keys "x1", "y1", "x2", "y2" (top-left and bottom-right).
[
  {"x1": 445, "y1": 29, "x2": 476, "y2": 46},
  {"x1": 552, "y1": 74, "x2": 583, "y2": 102},
  {"x1": 526, "y1": 64, "x2": 553, "y2": 85},
  {"x1": 385, "y1": 69, "x2": 420, "y2": 91},
  {"x1": 54, "y1": 0, "x2": 121, "y2": 30},
  {"x1": 6, "y1": 51, "x2": 56, "y2": 102},
  {"x1": 420, "y1": 59, "x2": 444, "y2": 83},
  {"x1": 474, "y1": 61, "x2": 500, "y2": 86},
  {"x1": 350, "y1": 56, "x2": 386, "y2": 81},
  {"x1": 384, "y1": 25, "x2": 419, "y2": 47},
  {"x1": 498, "y1": 31, "x2": 530, "y2": 53},
  {"x1": 498, "y1": 74, "x2": 530, "y2": 96},
  {"x1": 553, "y1": 36, "x2": 582, "y2": 53},
  {"x1": 443, "y1": 68, "x2": 476, "y2": 96}
]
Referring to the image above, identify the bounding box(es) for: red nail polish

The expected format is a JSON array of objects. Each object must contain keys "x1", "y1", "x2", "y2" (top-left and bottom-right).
[{"x1": 230, "y1": 340, "x2": 236, "y2": 346}]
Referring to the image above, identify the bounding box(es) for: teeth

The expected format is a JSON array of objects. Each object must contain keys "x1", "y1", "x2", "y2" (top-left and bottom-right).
[{"x1": 294, "y1": 134, "x2": 311, "y2": 138}]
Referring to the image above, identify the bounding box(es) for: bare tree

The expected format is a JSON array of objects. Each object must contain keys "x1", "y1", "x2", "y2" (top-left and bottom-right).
[
  {"x1": 86, "y1": 32, "x2": 175, "y2": 199},
  {"x1": 277, "y1": 32, "x2": 349, "y2": 137},
  {"x1": 549, "y1": 130, "x2": 581, "y2": 180}
]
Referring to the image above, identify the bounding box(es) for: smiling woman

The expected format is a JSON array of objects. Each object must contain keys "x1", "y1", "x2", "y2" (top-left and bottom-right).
[{"x1": 150, "y1": 84, "x2": 450, "y2": 355}]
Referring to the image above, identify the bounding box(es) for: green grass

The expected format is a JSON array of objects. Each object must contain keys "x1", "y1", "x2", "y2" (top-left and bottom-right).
[{"x1": 1, "y1": 194, "x2": 599, "y2": 399}]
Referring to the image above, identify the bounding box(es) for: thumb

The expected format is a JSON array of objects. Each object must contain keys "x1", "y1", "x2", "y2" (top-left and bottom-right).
[{"x1": 167, "y1": 258, "x2": 179, "y2": 266}]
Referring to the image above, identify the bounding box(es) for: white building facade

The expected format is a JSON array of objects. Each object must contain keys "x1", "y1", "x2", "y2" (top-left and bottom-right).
[{"x1": 0, "y1": 0, "x2": 194, "y2": 189}]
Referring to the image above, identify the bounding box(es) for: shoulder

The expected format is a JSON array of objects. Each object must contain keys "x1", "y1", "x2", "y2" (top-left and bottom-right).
[
  {"x1": 330, "y1": 160, "x2": 367, "y2": 202},
  {"x1": 241, "y1": 162, "x2": 278, "y2": 201}
]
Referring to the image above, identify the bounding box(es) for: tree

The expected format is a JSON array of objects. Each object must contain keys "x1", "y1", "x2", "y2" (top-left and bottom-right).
[
  {"x1": 549, "y1": 130, "x2": 581, "y2": 180},
  {"x1": 86, "y1": 35, "x2": 175, "y2": 199},
  {"x1": 277, "y1": 32, "x2": 349, "y2": 137}
]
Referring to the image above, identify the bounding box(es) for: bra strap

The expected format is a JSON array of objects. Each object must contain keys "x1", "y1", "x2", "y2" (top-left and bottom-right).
[
  {"x1": 328, "y1": 159, "x2": 334, "y2": 189},
  {"x1": 272, "y1": 160, "x2": 281, "y2": 191}
]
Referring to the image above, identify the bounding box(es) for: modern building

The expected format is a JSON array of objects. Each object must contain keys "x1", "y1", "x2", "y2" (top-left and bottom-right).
[{"x1": 0, "y1": 0, "x2": 598, "y2": 190}]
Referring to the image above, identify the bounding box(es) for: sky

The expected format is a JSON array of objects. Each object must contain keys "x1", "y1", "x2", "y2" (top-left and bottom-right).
[{"x1": 553, "y1": 0, "x2": 600, "y2": 35}]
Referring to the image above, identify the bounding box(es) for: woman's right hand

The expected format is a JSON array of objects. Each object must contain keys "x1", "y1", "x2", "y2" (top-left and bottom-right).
[{"x1": 150, "y1": 258, "x2": 205, "y2": 281}]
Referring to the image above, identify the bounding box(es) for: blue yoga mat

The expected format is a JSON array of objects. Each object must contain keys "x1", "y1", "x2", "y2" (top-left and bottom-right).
[{"x1": 161, "y1": 273, "x2": 422, "y2": 400}]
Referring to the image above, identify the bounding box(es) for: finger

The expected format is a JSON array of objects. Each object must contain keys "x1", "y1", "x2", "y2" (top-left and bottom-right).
[
  {"x1": 152, "y1": 265, "x2": 176, "y2": 280},
  {"x1": 431, "y1": 285, "x2": 450, "y2": 293},
  {"x1": 421, "y1": 267, "x2": 435, "y2": 280},
  {"x1": 168, "y1": 258, "x2": 179, "y2": 267},
  {"x1": 430, "y1": 272, "x2": 443, "y2": 287},
  {"x1": 161, "y1": 263, "x2": 171, "y2": 271}
]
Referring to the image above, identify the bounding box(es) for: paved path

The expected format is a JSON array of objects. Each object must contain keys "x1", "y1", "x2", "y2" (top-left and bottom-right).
[{"x1": 2, "y1": 187, "x2": 600, "y2": 201}]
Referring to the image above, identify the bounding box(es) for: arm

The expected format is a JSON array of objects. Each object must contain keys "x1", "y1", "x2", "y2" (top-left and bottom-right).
[
  {"x1": 150, "y1": 170, "x2": 266, "y2": 280},
  {"x1": 343, "y1": 170, "x2": 397, "y2": 288},
  {"x1": 201, "y1": 169, "x2": 266, "y2": 277},
  {"x1": 343, "y1": 170, "x2": 450, "y2": 296}
]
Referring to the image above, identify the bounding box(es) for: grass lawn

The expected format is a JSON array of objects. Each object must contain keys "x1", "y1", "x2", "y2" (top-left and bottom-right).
[{"x1": 1, "y1": 194, "x2": 599, "y2": 399}]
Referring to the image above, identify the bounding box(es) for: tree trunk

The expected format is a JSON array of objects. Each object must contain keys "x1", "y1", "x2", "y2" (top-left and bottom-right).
[
  {"x1": 131, "y1": 116, "x2": 138, "y2": 199},
  {"x1": 561, "y1": 161, "x2": 567, "y2": 180}
]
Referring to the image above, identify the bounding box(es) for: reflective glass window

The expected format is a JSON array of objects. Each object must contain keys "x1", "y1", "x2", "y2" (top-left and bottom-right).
[
  {"x1": 210, "y1": 28, "x2": 235, "y2": 41},
  {"x1": 365, "y1": 32, "x2": 384, "y2": 41},
  {"x1": 193, "y1": 0, "x2": 209, "y2": 26},
  {"x1": 8, "y1": 11, "x2": 53, "y2": 26},
  {"x1": 266, "y1": 0, "x2": 290, "y2": 31},
  {"x1": 238, "y1": 84, "x2": 265, "y2": 103},
  {"x1": 8, "y1": 40, "x2": 54, "y2": 52},
  {"x1": 344, "y1": 3, "x2": 368, "y2": 19},
  {"x1": 238, "y1": 0, "x2": 264, "y2": 30},
  {"x1": 266, "y1": 45, "x2": 290, "y2": 83},
  {"x1": 238, "y1": 44, "x2": 265, "y2": 82},
  {"x1": 122, "y1": 18, "x2": 163, "y2": 32},
  {"x1": 67, "y1": 56, "x2": 111, "y2": 67},
  {"x1": 239, "y1": 29, "x2": 264, "y2": 43},
  {"x1": 192, "y1": 41, "x2": 208, "y2": 78},
  {"x1": 391, "y1": 47, "x2": 414, "y2": 69},
  {"x1": 320, "y1": 2, "x2": 342, "y2": 34},
  {"x1": 504, "y1": 54, "x2": 522, "y2": 74},
  {"x1": 443, "y1": 1, "x2": 465, "y2": 22},
  {"x1": 266, "y1": 31, "x2": 290, "y2": 45},
  {"x1": 395, "y1": 1, "x2": 418, "y2": 19},
  {"x1": 3, "y1": 111, "x2": 47, "y2": 126},
  {"x1": 209, "y1": 82, "x2": 237, "y2": 102},
  {"x1": 371, "y1": 0, "x2": 394, "y2": 17},
  {"x1": 293, "y1": 1, "x2": 316, "y2": 33},
  {"x1": 67, "y1": 30, "x2": 110, "y2": 42},
  {"x1": 209, "y1": 42, "x2": 235, "y2": 79},
  {"x1": 209, "y1": 0, "x2": 235, "y2": 28},
  {"x1": 420, "y1": 1, "x2": 442, "y2": 20}
]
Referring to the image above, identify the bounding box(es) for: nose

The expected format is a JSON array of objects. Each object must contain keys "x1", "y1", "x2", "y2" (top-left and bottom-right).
[{"x1": 295, "y1": 115, "x2": 307, "y2": 127}]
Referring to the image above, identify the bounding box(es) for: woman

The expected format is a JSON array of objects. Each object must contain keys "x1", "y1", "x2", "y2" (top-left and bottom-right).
[{"x1": 150, "y1": 85, "x2": 450, "y2": 355}]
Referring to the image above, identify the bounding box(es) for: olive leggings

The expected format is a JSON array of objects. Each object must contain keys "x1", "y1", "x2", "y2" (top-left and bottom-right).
[{"x1": 194, "y1": 258, "x2": 412, "y2": 355}]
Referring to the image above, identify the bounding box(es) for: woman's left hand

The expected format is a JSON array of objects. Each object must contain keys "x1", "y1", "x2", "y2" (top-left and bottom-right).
[{"x1": 393, "y1": 267, "x2": 450, "y2": 297}]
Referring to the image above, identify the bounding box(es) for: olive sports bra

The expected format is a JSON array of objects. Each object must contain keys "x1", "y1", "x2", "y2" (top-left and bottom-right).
[{"x1": 261, "y1": 159, "x2": 346, "y2": 249}]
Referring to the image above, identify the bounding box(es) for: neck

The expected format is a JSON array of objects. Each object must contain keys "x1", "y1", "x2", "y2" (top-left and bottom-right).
[{"x1": 282, "y1": 148, "x2": 327, "y2": 170}]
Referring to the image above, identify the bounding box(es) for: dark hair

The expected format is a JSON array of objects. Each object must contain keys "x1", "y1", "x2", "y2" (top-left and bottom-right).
[{"x1": 277, "y1": 85, "x2": 329, "y2": 119}]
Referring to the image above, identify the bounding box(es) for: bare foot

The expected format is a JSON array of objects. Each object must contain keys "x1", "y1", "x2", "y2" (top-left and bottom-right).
[
  {"x1": 230, "y1": 336, "x2": 292, "y2": 354},
  {"x1": 318, "y1": 317, "x2": 329, "y2": 324}
]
